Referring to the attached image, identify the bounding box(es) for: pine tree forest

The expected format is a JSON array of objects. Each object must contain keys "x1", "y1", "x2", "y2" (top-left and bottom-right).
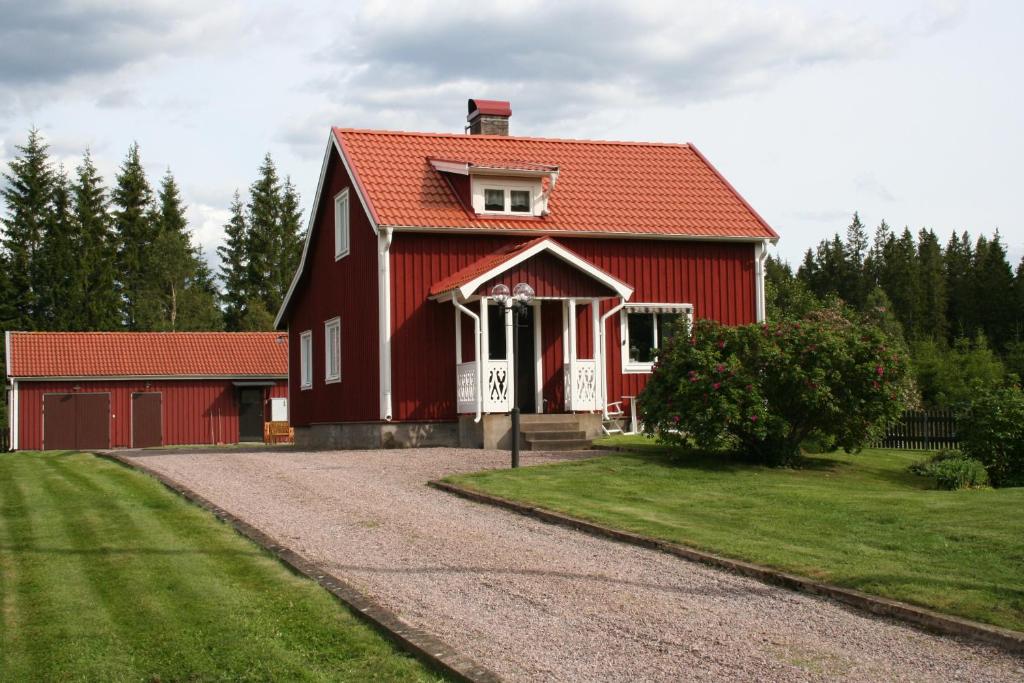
[
  {"x1": 770, "y1": 212, "x2": 1024, "y2": 407},
  {"x1": 0, "y1": 129, "x2": 305, "y2": 431}
]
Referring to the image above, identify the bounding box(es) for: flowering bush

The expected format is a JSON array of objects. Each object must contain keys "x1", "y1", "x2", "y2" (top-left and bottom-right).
[{"x1": 638, "y1": 306, "x2": 910, "y2": 465}]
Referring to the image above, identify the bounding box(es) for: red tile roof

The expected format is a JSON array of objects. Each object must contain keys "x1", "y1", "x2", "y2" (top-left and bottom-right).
[
  {"x1": 334, "y1": 129, "x2": 777, "y2": 240},
  {"x1": 7, "y1": 332, "x2": 288, "y2": 379},
  {"x1": 429, "y1": 237, "x2": 549, "y2": 297}
]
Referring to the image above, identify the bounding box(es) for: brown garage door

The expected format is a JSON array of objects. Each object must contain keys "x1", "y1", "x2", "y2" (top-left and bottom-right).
[
  {"x1": 43, "y1": 393, "x2": 110, "y2": 450},
  {"x1": 132, "y1": 393, "x2": 162, "y2": 448}
]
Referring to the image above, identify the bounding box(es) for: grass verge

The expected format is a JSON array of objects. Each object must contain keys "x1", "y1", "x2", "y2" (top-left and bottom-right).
[
  {"x1": 445, "y1": 437, "x2": 1024, "y2": 632},
  {"x1": 0, "y1": 451, "x2": 443, "y2": 681}
]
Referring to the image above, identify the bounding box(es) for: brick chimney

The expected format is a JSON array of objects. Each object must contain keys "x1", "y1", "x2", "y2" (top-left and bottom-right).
[{"x1": 467, "y1": 99, "x2": 511, "y2": 135}]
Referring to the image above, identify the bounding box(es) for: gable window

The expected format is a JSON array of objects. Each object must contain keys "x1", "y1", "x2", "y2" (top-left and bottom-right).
[
  {"x1": 324, "y1": 317, "x2": 341, "y2": 383},
  {"x1": 299, "y1": 330, "x2": 313, "y2": 389},
  {"x1": 621, "y1": 305, "x2": 692, "y2": 373},
  {"x1": 484, "y1": 188, "x2": 505, "y2": 212},
  {"x1": 334, "y1": 189, "x2": 350, "y2": 260}
]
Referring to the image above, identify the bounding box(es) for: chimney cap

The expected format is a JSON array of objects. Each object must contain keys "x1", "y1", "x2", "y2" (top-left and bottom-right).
[{"x1": 468, "y1": 99, "x2": 511, "y2": 119}]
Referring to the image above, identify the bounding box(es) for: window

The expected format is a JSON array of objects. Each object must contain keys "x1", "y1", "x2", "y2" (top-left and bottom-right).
[
  {"x1": 334, "y1": 189, "x2": 350, "y2": 260},
  {"x1": 509, "y1": 189, "x2": 531, "y2": 213},
  {"x1": 484, "y1": 188, "x2": 505, "y2": 212},
  {"x1": 299, "y1": 330, "x2": 313, "y2": 389},
  {"x1": 324, "y1": 317, "x2": 341, "y2": 383},
  {"x1": 621, "y1": 305, "x2": 692, "y2": 373}
]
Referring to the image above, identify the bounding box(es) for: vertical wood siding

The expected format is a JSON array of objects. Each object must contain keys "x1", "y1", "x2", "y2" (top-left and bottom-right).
[
  {"x1": 17, "y1": 379, "x2": 287, "y2": 450},
  {"x1": 389, "y1": 234, "x2": 755, "y2": 421},
  {"x1": 286, "y1": 151, "x2": 380, "y2": 427}
]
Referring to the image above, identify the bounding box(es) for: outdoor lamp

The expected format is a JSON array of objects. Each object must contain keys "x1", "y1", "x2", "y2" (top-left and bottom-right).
[
  {"x1": 512, "y1": 282, "x2": 535, "y2": 304},
  {"x1": 490, "y1": 283, "x2": 510, "y2": 305}
]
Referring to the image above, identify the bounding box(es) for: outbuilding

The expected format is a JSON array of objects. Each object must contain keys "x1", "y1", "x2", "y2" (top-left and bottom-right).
[{"x1": 5, "y1": 331, "x2": 288, "y2": 450}]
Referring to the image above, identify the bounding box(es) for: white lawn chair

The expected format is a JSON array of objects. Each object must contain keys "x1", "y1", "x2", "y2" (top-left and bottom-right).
[{"x1": 602, "y1": 401, "x2": 626, "y2": 436}]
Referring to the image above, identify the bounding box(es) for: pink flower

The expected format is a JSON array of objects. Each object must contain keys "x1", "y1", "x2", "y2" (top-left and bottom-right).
[
  {"x1": 745, "y1": 384, "x2": 753, "y2": 391},
  {"x1": 876, "y1": 366, "x2": 884, "y2": 376},
  {"x1": 712, "y1": 382, "x2": 721, "y2": 390},
  {"x1": 750, "y1": 415, "x2": 758, "y2": 422},
  {"x1": 673, "y1": 415, "x2": 681, "y2": 423},
  {"x1": 717, "y1": 339, "x2": 726, "y2": 349},
  {"x1": 715, "y1": 364, "x2": 725, "y2": 373}
]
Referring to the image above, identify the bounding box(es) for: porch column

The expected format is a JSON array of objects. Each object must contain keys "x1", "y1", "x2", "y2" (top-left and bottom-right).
[
  {"x1": 591, "y1": 298, "x2": 601, "y2": 411},
  {"x1": 480, "y1": 296, "x2": 489, "y2": 363},
  {"x1": 454, "y1": 306, "x2": 462, "y2": 364},
  {"x1": 504, "y1": 298, "x2": 514, "y2": 410},
  {"x1": 567, "y1": 298, "x2": 577, "y2": 362}
]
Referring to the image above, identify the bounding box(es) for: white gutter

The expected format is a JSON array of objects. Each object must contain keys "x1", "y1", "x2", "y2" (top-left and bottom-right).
[
  {"x1": 598, "y1": 298, "x2": 628, "y2": 418},
  {"x1": 452, "y1": 298, "x2": 483, "y2": 422},
  {"x1": 378, "y1": 227, "x2": 394, "y2": 421},
  {"x1": 754, "y1": 240, "x2": 769, "y2": 323}
]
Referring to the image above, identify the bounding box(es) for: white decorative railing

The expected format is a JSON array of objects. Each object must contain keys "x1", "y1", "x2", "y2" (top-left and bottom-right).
[
  {"x1": 456, "y1": 361, "x2": 478, "y2": 414},
  {"x1": 456, "y1": 359, "x2": 511, "y2": 414},
  {"x1": 566, "y1": 359, "x2": 598, "y2": 411},
  {"x1": 484, "y1": 360, "x2": 511, "y2": 413}
]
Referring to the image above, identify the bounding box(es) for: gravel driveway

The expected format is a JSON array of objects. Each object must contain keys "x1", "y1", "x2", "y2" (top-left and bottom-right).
[{"x1": 125, "y1": 448, "x2": 1023, "y2": 682}]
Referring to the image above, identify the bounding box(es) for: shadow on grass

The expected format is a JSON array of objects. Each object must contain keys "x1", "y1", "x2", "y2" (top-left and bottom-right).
[
  {"x1": 613, "y1": 446, "x2": 848, "y2": 475},
  {"x1": 0, "y1": 544, "x2": 264, "y2": 558}
]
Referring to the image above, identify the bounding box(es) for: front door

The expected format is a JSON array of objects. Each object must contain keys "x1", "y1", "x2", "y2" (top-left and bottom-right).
[
  {"x1": 514, "y1": 306, "x2": 537, "y2": 413},
  {"x1": 238, "y1": 388, "x2": 264, "y2": 442}
]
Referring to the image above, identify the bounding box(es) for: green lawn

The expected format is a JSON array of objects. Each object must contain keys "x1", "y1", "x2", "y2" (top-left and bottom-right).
[
  {"x1": 0, "y1": 451, "x2": 443, "y2": 682},
  {"x1": 446, "y1": 437, "x2": 1024, "y2": 632}
]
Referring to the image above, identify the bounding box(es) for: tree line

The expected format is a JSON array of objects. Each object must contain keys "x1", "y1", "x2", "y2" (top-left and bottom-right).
[
  {"x1": 767, "y1": 213, "x2": 1024, "y2": 406},
  {"x1": 0, "y1": 129, "x2": 306, "y2": 431}
]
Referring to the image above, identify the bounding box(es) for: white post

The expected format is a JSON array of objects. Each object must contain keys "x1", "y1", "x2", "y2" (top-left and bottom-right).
[
  {"x1": 599, "y1": 298, "x2": 627, "y2": 418},
  {"x1": 504, "y1": 299, "x2": 514, "y2": 411},
  {"x1": 453, "y1": 298, "x2": 482, "y2": 422},
  {"x1": 377, "y1": 228, "x2": 394, "y2": 421},
  {"x1": 567, "y1": 299, "x2": 577, "y2": 363},
  {"x1": 755, "y1": 240, "x2": 769, "y2": 323},
  {"x1": 9, "y1": 379, "x2": 17, "y2": 451},
  {"x1": 480, "y1": 297, "x2": 489, "y2": 362},
  {"x1": 454, "y1": 306, "x2": 462, "y2": 365},
  {"x1": 591, "y1": 299, "x2": 600, "y2": 410},
  {"x1": 533, "y1": 301, "x2": 543, "y2": 413}
]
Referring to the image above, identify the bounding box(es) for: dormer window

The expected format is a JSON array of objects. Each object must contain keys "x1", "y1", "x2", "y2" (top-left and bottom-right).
[
  {"x1": 484, "y1": 188, "x2": 505, "y2": 212},
  {"x1": 510, "y1": 190, "x2": 531, "y2": 213},
  {"x1": 476, "y1": 182, "x2": 537, "y2": 215},
  {"x1": 429, "y1": 158, "x2": 558, "y2": 217}
]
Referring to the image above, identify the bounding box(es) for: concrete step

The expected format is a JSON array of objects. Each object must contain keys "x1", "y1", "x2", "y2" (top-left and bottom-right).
[
  {"x1": 519, "y1": 421, "x2": 580, "y2": 433},
  {"x1": 524, "y1": 437, "x2": 594, "y2": 451},
  {"x1": 519, "y1": 414, "x2": 584, "y2": 424},
  {"x1": 523, "y1": 430, "x2": 587, "y2": 441}
]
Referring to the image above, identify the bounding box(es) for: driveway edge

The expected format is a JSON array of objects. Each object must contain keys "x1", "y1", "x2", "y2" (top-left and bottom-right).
[
  {"x1": 429, "y1": 479, "x2": 1024, "y2": 656},
  {"x1": 96, "y1": 452, "x2": 503, "y2": 683}
]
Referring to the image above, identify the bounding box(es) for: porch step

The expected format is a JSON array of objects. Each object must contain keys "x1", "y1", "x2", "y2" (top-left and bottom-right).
[
  {"x1": 523, "y1": 437, "x2": 594, "y2": 451},
  {"x1": 519, "y1": 421, "x2": 581, "y2": 434},
  {"x1": 522, "y1": 430, "x2": 587, "y2": 441}
]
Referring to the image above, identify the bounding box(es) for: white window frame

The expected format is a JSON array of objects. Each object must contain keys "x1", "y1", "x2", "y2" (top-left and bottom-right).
[
  {"x1": 620, "y1": 304, "x2": 693, "y2": 374},
  {"x1": 334, "y1": 188, "x2": 350, "y2": 260},
  {"x1": 471, "y1": 177, "x2": 540, "y2": 216},
  {"x1": 324, "y1": 317, "x2": 341, "y2": 384},
  {"x1": 299, "y1": 330, "x2": 313, "y2": 390}
]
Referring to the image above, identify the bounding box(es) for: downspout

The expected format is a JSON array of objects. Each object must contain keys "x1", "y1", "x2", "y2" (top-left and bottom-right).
[
  {"x1": 378, "y1": 228, "x2": 394, "y2": 421},
  {"x1": 598, "y1": 298, "x2": 628, "y2": 419},
  {"x1": 9, "y1": 379, "x2": 17, "y2": 451},
  {"x1": 755, "y1": 240, "x2": 769, "y2": 323},
  {"x1": 452, "y1": 297, "x2": 483, "y2": 422}
]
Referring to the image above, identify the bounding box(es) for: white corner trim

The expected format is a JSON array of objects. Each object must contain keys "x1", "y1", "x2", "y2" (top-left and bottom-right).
[
  {"x1": 378, "y1": 228, "x2": 393, "y2": 421},
  {"x1": 274, "y1": 133, "x2": 380, "y2": 329},
  {"x1": 9, "y1": 379, "x2": 18, "y2": 451},
  {"x1": 755, "y1": 240, "x2": 769, "y2": 323},
  {"x1": 456, "y1": 238, "x2": 633, "y2": 301}
]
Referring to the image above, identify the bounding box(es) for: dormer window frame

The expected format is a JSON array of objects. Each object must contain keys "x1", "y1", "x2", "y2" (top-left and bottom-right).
[{"x1": 471, "y1": 176, "x2": 541, "y2": 217}]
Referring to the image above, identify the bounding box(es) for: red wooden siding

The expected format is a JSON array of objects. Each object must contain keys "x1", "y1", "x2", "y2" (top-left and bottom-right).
[
  {"x1": 389, "y1": 233, "x2": 755, "y2": 421},
  {"x1": 474, "y1": 251, "x2": 615, "y2": 298},
  {"x1": 287, "y1": 150, "x2": 380, "y2": 427},
  {"x1": 16, "y1": 379, "x2": 286, "y2": 450}
]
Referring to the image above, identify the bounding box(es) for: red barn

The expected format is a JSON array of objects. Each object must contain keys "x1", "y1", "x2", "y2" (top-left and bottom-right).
[
  {"x1": 6, "y1": 331, "x2": 288, "y2": 450},
  {"x1": 275, "y1": 99, "x2": 778, "y2": 449}
]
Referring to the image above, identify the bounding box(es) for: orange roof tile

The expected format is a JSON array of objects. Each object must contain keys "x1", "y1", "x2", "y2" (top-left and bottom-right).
[
  {"x1": 334, "y1": 129, "x2": 777, "y2": 240},
  {"x1": 429, "y1": 237, "x2": 549, "y2": 296},
  {"x1": 7, "y1": 332, "x2": 288, "y2": 379}
]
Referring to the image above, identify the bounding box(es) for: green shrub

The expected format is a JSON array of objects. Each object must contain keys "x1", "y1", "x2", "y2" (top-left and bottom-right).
[
  {"x1": 958, "y1": 385, "x2": 1024, "y2": 487},
  {"x1": 909, "y1": 450, "x2": 989, "y2": 490},
  {"x1": 638, "y1": 305, "x2": 910, "y2": 466}
]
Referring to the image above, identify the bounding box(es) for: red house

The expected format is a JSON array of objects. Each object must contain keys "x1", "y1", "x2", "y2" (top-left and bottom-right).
[
  {"x1": 6, "y1": 331, "x2": 288, "y2": 450},
  {"x1": 276, "y1": 99, "x2": 778, "y2": 449}
]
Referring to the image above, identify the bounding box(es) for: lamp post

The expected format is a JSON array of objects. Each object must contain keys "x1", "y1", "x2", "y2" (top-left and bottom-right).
[{"x1": 491, "y1": 282, "x2": 535, "y2": 468}]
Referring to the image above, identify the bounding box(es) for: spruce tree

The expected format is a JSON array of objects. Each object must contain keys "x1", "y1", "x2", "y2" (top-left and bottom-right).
[
  {"x1": 35, "y1": 165, "x2": 78, "y2": 330},
  {"x1": 864, "y1": 219, "x2": 894, "y2": 293},
  {"x1": 879, "y1": 228, "x2": 922, "y2": 337},
  {"x1": 112, "y1": 142, "x2": 160, "y2": 330},
  {"x1": 944, "y1": 231, "x2": 974, "y2": 340},
  {"x1": 915, "y1": 229, "x2": 947, "y2": 341},
  {"x1": 246, "y1": 153, "x2": 281, "y2": 316},
  {"x1": 72, "y1": 150, "x2": 120, "y2": 330},
  {"x1": 843, "y1": 212, "x2": 869, "y2": 307},
  {"x1": 972, "y1": 232, "x2": 1015, "y2": 349},
  {"x1": 272, "y1": 175, "x2": 304, "y2": 311},
  {"x1": 218, "y1": 191, "x2": 251, "y2": 331},
  {"x1": 1, "y1": 128, "x2": 53, "y2": 329}
]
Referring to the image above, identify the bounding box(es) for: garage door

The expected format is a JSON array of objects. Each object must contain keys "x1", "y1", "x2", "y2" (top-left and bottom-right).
[
  {"x1": 132, "y1": 393, "x2": 162, "y2": 448},
  {"x1": 43, "y1": 393, "x2": 111, "y2": 450}
]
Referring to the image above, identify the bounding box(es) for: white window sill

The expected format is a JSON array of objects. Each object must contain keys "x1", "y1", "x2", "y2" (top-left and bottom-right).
[
  {"x1": 334, "y1": 249, "x2": 349, "y2": 261},
  {"x1": 300, "y1": 384, "x2": 313, "y2": 391},
  {"x1": 623, "y1": 363, "x2": 654, "y2": 374},
  {"x1": 325, "y1": 376, "x2": 341, "y2": 385}
]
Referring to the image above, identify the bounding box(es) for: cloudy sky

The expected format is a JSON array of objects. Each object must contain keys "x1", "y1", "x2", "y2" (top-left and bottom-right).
[{"x1": 2, "y1": 0, "x2": 1021, "y2": 271}]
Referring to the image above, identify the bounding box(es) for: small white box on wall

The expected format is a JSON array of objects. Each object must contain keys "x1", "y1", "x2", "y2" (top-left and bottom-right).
[{"x1": 270, "y1": 397, "x2": 288, "y2": 422}]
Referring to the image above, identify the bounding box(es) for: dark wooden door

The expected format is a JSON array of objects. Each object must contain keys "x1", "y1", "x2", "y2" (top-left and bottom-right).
[
  {"x1": 238, "y1": 388, "x2": 264, "y2": 442},
  {"x1": 44, "y1": 393, "x2": 110, "y2": 450},
  {"x1": 43, "y1": 394, "x2": 77, "y2": 450},
  {"x1": 132, "y1": 393, "x2": 162, "y2": 448},
  {"x1": 514, "y1": 306, "x2": 536, "y2": 414}
]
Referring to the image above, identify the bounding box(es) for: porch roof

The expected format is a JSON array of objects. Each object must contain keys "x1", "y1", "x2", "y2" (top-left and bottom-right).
[{"x1": 428, "y1": 237, "x2": 633, "y2": 301}]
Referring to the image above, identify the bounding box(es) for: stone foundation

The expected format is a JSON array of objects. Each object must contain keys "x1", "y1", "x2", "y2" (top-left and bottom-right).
[
  {"x1": 458, "y1": 413, "x2": 603, "y2": 449},
  {"x1": 295, "y1": 421, "x2": 459, "y2": 450}
]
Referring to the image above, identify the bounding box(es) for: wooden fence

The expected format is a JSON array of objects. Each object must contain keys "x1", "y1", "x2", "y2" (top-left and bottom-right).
[{"x1": 875, "y1": 409, "x2": 958, "y2": 450}]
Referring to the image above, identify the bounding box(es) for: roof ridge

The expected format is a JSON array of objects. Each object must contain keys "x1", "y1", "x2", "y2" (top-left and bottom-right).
[{"x1": 334, "y1": 127, "x2": 692, "y2": 149}]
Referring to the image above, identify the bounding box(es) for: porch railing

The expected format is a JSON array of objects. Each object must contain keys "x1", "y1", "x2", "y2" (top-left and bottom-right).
[
  {"x1": 456, "y1": 360, "x2": 512, "y2": 414},
  {"x1": 565, "y1": 359, "x2": 598, "y2": 411}
]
